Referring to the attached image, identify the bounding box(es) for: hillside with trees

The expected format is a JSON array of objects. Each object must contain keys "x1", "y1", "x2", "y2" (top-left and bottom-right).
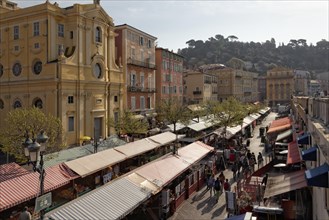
[{"x1": 177, "y1": 35, "x2": 329, "y2": 75}]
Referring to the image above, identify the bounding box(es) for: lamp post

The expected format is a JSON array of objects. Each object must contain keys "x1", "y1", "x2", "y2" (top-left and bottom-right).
[
  {"x1": 22, "y1": 130, "x2": 48, "y2": 220},
  {"x1": 91, "y1": 136, "x2": 103, "y2": 153}
]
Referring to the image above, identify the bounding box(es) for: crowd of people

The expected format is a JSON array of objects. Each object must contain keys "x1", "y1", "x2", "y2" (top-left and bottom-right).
[{"x1": 203, "y1": 138, "x2": 265, "y2": 206}]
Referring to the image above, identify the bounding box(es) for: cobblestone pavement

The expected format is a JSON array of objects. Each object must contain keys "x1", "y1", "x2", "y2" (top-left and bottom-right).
[{"x1": 168, "y1": 112, "x2": 277, "y2": 220}]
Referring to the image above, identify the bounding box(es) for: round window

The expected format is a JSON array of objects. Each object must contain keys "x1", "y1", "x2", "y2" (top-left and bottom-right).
[
  {"x1": 12, "y1": 62, "x2": 22, "y2": 76},
  {"x1": 13, "y1": 100, "x2": 22, "y2": 109},
  {"x1": 33, "y1": 61, "x2": 42, "y2": 75},
  {"x1": 93, "y1": 63, "x2": 102, "y2": 79},
  {"x1": 0, "y1": 64, "x2": 3, "y2": 78}
]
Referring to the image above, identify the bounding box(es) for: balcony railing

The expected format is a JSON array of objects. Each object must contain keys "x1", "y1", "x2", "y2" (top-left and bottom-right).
[
  {"x1": 128, "y1": 86, "x2": 156, "y2": 93},
  {"x1": 193, "y1": 90, "x2": 202, "y2": 95},
  {"x1": 127, "y1": 58, "x2": 157, "y2": 69}
]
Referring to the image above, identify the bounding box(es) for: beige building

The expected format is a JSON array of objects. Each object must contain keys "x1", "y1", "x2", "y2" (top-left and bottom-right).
[
  {"x1": 155, "y1": 48, "x2": 184, "y2": 105},
  {"x1": 266, "y1": 67, "x2": 294, "y2": 107},
  {"x1": 203, "y1": 66, "x2": 258, "y2": 103},
  {"x1": 0, "y1": 0, "x2": 124, "y2": 146},
  {"x1": 294, "y1": 69, "x2": 310, "y2": 96},
  {"x1": 183, "y1": 70, "x2": 218, "y2": 104},
  {"x1": 115, "y1": 24, "x2": 157, "y2": 116},
  {"x1": 292, "y1": 96, "x2": 329, "y2": 220}
]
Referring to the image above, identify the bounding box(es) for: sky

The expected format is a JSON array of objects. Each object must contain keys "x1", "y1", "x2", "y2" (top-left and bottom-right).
[{"x1": 16, "y1": 0, "x2": 329, "y2": 53}]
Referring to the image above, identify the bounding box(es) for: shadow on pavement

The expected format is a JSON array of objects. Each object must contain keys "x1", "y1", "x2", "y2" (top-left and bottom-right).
[
  {"x1": 201, "y1": 197, "x2": 217, "y2": 215},
  {"x1": 211, "y1": 203, "x2": 226, "y2": 219},
  {"x1": 191, "y1": 188, "x2": 208, "y2": 204}
]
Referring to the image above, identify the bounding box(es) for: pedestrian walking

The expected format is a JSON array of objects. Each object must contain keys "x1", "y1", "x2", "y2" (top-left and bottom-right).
[
  {"x1": 223, "y1": 179, "x2": 231, "y2": 192},
  {"x1": 219, "y1": 172, "x2": 225, "y2": 192},
  {"x1": 208, "y1": 174, "x2": 215, "y2": 197},
  {"x1": 205, "y1": 165, "x2": 212, "y2": 189},
  {"x1": 257, "y1": 152, "x2": 264, "y2": 168},
  {"x1": 250, "y1": 152, "x2": 256, "y2": 172},
  {"x1": 214, "y1": 177, "x2": 221, "y2": 203},
  {"x1": 231, "y1": 162, "x2": 237, "y2": 181}
]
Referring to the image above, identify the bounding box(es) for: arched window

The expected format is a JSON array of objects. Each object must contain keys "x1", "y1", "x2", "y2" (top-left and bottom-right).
[
  {"x1": 33, "y1": 98, "x2": 43, "y2": 109},
  {"x1": 0, "y1": 99, "x2": 4, "y2": 109},
  {"x1": 0, "y1": 63, "x2": 3, "y2": 78},
  {"x1": 95, "y1": 26, "x2": 102, "y2": 43},
  {"x1": 13, "y1": 100, "x2": 22, "y2": 109}
]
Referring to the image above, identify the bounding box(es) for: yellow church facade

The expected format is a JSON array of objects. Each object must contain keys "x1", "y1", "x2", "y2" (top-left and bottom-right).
[{"x1": 0, "y1": 0, "x2": 124, "y2": 146}]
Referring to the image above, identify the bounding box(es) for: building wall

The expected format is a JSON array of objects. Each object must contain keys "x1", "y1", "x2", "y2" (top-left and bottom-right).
[
  {"x1": 266, "y1": 67, "x2": 294, "y2": 107},
  {"x1": 0, "y1": 1, "x2": 124, "y2": 146},
  {"x1": 207, "y1": 67, "x2": 258, "y2": 103},
  {"x1": 115, "y1": 24, "x2": 157, "y2": 114},
  {"x1": 258, "y1": 76, "x2": 267, "y2": 102},
  {"x1": 294, "y1": 70, "x2": 310, "y2": 96},
  {"x1": 293, "y1": 96, "x2": 329, "y2": 220},
  {"x1": 183, "y1": 71, "x2": 218, "y2": 104},
  {"x1": 155, "y1": 48, "x2": 183, "y2": 105},
  {"x1": 317, "y1": 71, "x2": 329, "y2": 96}
]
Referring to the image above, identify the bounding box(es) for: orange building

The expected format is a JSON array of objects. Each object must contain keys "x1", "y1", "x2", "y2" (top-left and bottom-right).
[
  {"x1": 155, "y1": 48, "x2": 184, "y2": 105},
  {"x1": 115, "y1": 25, "x2": 157, "y2": 116}
]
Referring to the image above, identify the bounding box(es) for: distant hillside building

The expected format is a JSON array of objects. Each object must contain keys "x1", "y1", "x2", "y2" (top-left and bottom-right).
[
  {"x1": 317, "y1": 71, "x2": 329, "y2": 96},
  {"x1": 266, "y1": 67, "x2": 294, "y2": 107},
  {"x1": 258, "y1": 76, "x2": 267, "y2": 103},
  {"x1": 202, "y1": 66, "x2": 258, "y2": 103},
  {"x1": 155, "y1": 48, "x2": 184, "y2": 105},
  {"x1": 294, "y1": 69, "x2": 310, "y2": 96},
  {"x1": 309, "y1": 80, "x2": 321, "y2": 96},
  {"x1": 183, "y1": 70, "x2": 218, "y2": 104}
]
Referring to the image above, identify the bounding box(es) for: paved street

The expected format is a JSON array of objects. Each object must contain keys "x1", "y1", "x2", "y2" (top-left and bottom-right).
[{"x1": 169, "y1": 111, "x2": 277, "y2": 220}]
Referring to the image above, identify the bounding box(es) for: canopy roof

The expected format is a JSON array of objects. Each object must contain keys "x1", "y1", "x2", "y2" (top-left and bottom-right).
[
  {"x1": 65, "y1": 148, "x2": 126, "y2": 177},
  {"x1": 267, "y1": 117, "x2": 292, "y2": 134},
  {"x1": 287, "y1": 141, "x2": 302, "y2": 164},
  {"x1": 263, "y1": 170, "x2": 307, "y2": 198},
  {"x1": 0, "y1": 164, "x2": 77, "y2": 212},
  {"x1": 0, "y1": 163, "x2": 29, "y2": 183},
  {"x1": 46, "y1": 177, "x2": 152, "y2": 220},
  {"x1": 276, "y1": 129, "x2": 293, "y2": 142}
]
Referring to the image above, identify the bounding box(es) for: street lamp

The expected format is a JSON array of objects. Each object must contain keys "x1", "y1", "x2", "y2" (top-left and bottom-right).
[
  {"x1": 91, "y1": 136, "x2": 103, "y2": 153},
  {"x1": 22, "y1": 130, "x2": 48, "y2": 220}
]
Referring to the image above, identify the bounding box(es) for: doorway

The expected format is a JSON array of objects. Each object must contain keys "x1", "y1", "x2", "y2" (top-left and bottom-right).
[{"x1": 94, "y1": 117, "x2": 103, "y2": 140}]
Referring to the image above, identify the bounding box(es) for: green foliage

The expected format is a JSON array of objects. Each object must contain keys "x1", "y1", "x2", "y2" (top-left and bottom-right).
[
  {"x1": 108, "y1": 110, "x2": 149, "y2": 136},
  {"x1": 205, "y1": 97, "x2": 248, "y2": 137},
  {"x1": 156, "y1": 98, "x2": 191, "y2": 133},
  {"x1": 179, "y1": 35, "x2": 328, "y2": 74},
  {"x1": 0, "y1": 107, "x2": 64, "y2": 162}
]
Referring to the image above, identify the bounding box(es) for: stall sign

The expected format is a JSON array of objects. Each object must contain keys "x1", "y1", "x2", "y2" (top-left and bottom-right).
[
  {"x1": 103, "y1": 172, "x2": 113, "y2": 184},
  {"x1": 35, "y1": 192, "x2": 52, "y2": 212},
  {"x1": 225, "y1": 191, "x2": 236, "y2": 210},
  {"x1": 175, "y1": 184, "x2": 181, "y2": 197},
  {"x1": 95, "y1": 175, "x2": 101, "y2": 185}
]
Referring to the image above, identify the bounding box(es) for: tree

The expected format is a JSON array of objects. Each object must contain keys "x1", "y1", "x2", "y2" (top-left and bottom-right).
[
  {"x1": 227, "y1": 35, "x2": 239, "y2": 42},
  {"x1": 206, "y1": 97, "x2": 247, "y2": 139},
  {"x1": 227, "y1": 57, "x2": 245, "y2": 69},
  {"x1": 156, "y1": 98, "x2": 191, "y2": 135},
  {"x1": 156, "y1": 98, "x2": 192, "y2": 154},
  {"x1": 0, "y1": 107, "x2": 64, "y2": 162},
  {"x1": 108, "y1": 110, "x2": 149, "y2": 137}
]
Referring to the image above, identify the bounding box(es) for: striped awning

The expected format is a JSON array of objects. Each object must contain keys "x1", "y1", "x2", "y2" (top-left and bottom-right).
[
  {"x1": 0, "y1": 164, "x2": 76, "y2": 211},
  {"x1": 0, "y1": 163, "x2": 29, "y2": 183},
  {"x1": 46, "y1": 177, "x2": 152, "y2": 220}
]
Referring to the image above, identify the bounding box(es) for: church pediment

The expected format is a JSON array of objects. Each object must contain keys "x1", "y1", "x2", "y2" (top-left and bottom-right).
[{"x1": 81, "y1": 5, "x2": 113, "y2": 26}]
